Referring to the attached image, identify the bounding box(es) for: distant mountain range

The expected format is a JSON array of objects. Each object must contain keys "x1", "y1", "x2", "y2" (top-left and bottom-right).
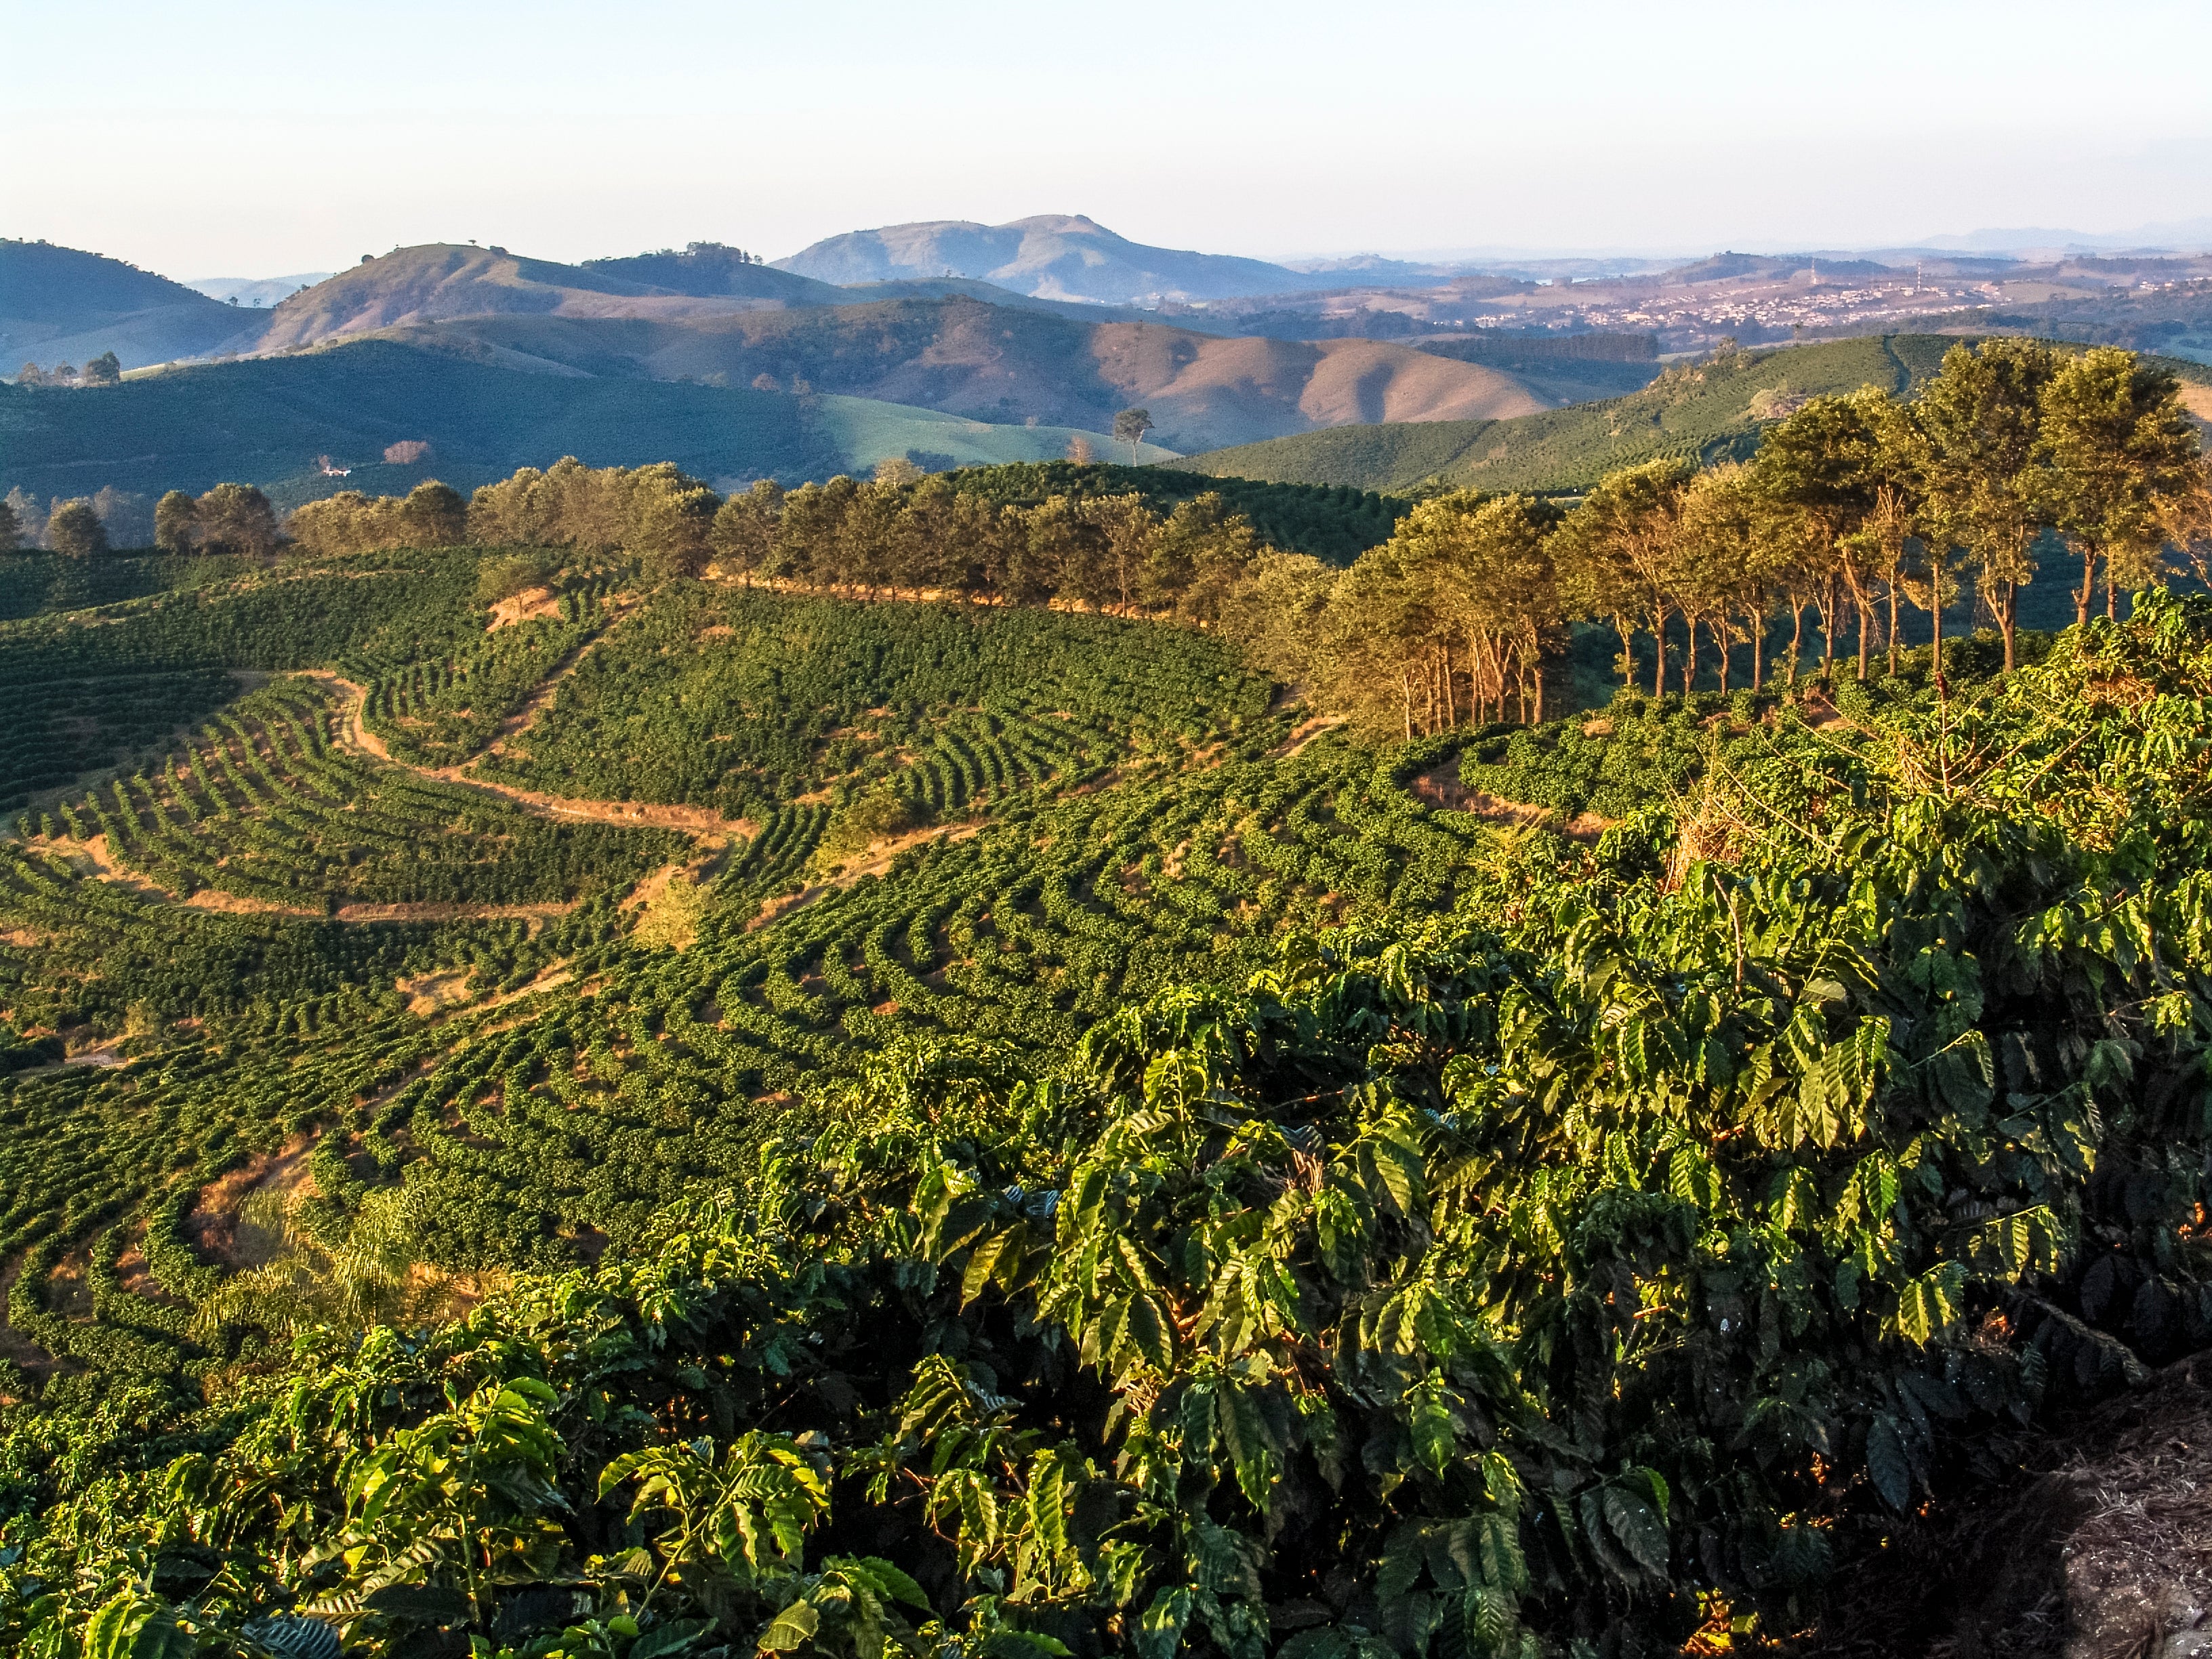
[
  {"x1": 1910, "y1": 217, "x2": 2212, "y2": 254},
  {"x1": 186, "y1": 272, "x2": 334, "y2": 308},
  {"x1": 771, "y1": 215, "x2": 1309, "y2": 306}
]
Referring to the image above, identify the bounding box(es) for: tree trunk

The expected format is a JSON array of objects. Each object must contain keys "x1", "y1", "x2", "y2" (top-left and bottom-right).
[
  {"x1": 1887, "y1": 582, "x2": 1900, "y2": 676},
  {"x1": 1787, "y1": 602, "x2": 1804, "y2": 687},
  {"x1": 1822, "y1": 575, "x2": 1838, "y2": 674},
  {"x1": 1614, "y1": 617, "x2": 1636, "y2": 688},
  {"x1": 1753, "y1": 616, "x2": 1765, "y2": 690},
  {"x1": 1533, "y1": 665, "x2": 1546, "y2": 726},
  {"x1": 1442, "y1": 641, "x2": 1456, "y2": 728},
  {"x1": 1931, "y1": 586, "x2": 1944, "y2": 684},
  {"x1": 2076, "y1": 547, "x2": 2097, "y2": 630},
  {"x1": 1717, "y1": 619, "x2": 1732, "y2": 693},
  {"x1": 1855, "y1": 597, "x2": 1870, "y2": 682},
  {"x1": 1683, "y1": 615, "x2": 1700, "y2": 697},
  {"x1": 1652, "y1": 607, "x2": 1668, "y2": 698},
  {"x1": 1401, "y1": 669, "x2": 1414, "y2": 741}
]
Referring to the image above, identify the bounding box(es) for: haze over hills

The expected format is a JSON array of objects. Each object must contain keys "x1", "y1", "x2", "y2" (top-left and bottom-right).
[
  {"x1": 12, "y1": 220, "x2": 2210, "y2": 510},
  {"x1": 1911, "y1": 216, "x2": 2212, "y2": 254},
  {"x1": 772, "y1": 214, "x2": 1309, "y2": 305},
  {"x1": 184, "y1": 272, "x2": 334, "y2": 308},
  {"x1": 0, "y1": 241, "x2": 261, "y2": 371}
]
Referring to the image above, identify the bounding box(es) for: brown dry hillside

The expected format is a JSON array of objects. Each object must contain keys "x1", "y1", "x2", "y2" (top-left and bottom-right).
[
  {"x1": 251, "y1": 245, "x2": 842, "y2": 350},
  {"x1": 361, "y1": 298, "x2": 1549, "y2": 453},
  {"x1": 1088, "y1": 327, "x2": 1547, "y2": 444}
]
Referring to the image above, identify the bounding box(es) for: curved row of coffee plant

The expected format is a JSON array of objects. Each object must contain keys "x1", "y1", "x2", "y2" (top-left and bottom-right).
[
  {"x1": 19, "y1": 678, "x2": 684, "y2": 912},
  {"x1": 480, "y1": 582, "x2": 1277, "y2": 820},
  {"x1": 5, "y1": 593, "x2": 2208, "y2": 1658}
]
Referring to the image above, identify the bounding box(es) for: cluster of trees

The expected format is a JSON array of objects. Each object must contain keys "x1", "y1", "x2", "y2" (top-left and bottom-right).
[
  {"x1": 150, "y1": 482, "x2": 282, "y2": 556},
  {"x1": 0, "y1": 485, "x2": 158, "y2": 556},
  {"x1": 1233, "y1": 342, "x2": 2209, "y2": 736},
  {"x1": 464, "y1": 457, "x2": 720, "y2": 572},
  {"x1": 287, "y1": 480, "x2": 466, "y2": 555},
  {"x1": 287, "y1": 457, "x2": 1281, "y2": 619},
  {"x1": 710, "y1": 468, "x2": 1267, "y2": 617},
  {"x1": 10, "y1": 350, "x2": 121, "y2": 387},
  {"x1": 258, "y1": 342, "x2": 2206, "y2": 744}
]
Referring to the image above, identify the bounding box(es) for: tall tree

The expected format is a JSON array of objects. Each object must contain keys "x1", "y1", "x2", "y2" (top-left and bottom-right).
[
  {"x1": 1753, "y1": 393, "x2": 1887, "y2": 680},
  {"x1": 1082, "y1": 493, "x2": 1161, "y2": 613},
  {"x1": 194, "y1": 483, "x2": 279, "y2": 557},
  {"x1": 46, "y1": 499, "x2": 106, "y2": 558},
  {"x1": 2035, "y1": 346, "x2": 2201, "y2": 625},
  {"x1": 1112, "y1": 407, "x2": 1154, "y2": 464},
  {"x1": 1553, "y1": 460, "x2": 1690, "y2": 697},
  {"x1": 1911, "y1": 339, "x2": 2058, "y2": 674},
  {"x1": 152, "y1": 493, "x2": 198, "y2": 559},
  {"x1": 80, "y1": 350, "x2": 122, "y2": 387},
  {"x1": 401, "y1": 481, "x2": 467, "y2": 547},
  {"x1": 709, "y1": 480, "x2": 785, "y2": 586},
  {"x1": 0, "y1": 497, "x2": 19, "y2": 554},
  {"x1": 1677, "y1": 463, "x2": 1798, "y2": 691}
]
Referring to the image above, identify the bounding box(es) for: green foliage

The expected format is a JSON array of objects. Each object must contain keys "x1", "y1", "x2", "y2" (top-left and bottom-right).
[
  {"x1": 485, "y1": 583, "x2": 1272, "y2": 817},
  {"x1": 945, "y1": 462, "x2": 1406, "y2": 564},
  {"x1": 0, "y1": 668, "x2": 237, "y2": 810},
  {"x1": 9, "y1": 593, "x2": 2211, "y2": 1657},
  {"x1": 45, "y1": 501, "x2": 106, "y2": 559},
  {"x1": 7, "y1": 434, "x2": 2212, "y2": 1659},
  {"x1": 43, "y1": 678, "x2": 680, "y2": 910}
]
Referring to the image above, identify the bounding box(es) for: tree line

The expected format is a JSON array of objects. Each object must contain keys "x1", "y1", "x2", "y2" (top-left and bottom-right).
[
  {"x1": 290, "y1": 455, "x2": 1276, "y2": 620},
  {"x1": 1230, "y1": 340, "x2": 2211, "y2": 737},
  {"x1": 37, "y1": 340, "x2": 2205, "y2": 743}
]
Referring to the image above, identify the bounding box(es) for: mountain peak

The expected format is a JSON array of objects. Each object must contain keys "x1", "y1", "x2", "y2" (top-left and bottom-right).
[{"x1": 773, "y1": 216, "x2": 1304, "y2": 305}]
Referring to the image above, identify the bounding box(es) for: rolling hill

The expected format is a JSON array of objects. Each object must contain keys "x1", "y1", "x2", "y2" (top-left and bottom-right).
[
  {"x1": 576, "y1": 242, "x2": 847, "y2": 303},
  {"x1": 1166, "y1": 334, "x2": 1974, "y2": 492},
  {"x1": 356, "y1": 297, "x2": 1550, "y2": 453},
  {"x1": 0, "y1": 335, "x2": 1174, "y2": 511},
  {"x1": 247, "y1": 243, "x2": 850, "y2": 351},
  {"x1": 772, "y1": 213, "x2": 1309, "y2": 304},
  {"x1": 1, "y1": 240, "x2": 262, "y2": 371}
]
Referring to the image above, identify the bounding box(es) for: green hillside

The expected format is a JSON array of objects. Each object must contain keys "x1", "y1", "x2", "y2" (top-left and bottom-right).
[
  {"x1": 3, "y1": 527, "x2": 2209, "y2": 1657},
  {"x1": 1168, "y1": 333, "x2": 1964, "y2": 492},
  {"x1": 0, "y1": 337, "x2": 1169, "y2": 509},
  {"x1": 1, "y1": 239, "x2": 257, "y2": 371}
]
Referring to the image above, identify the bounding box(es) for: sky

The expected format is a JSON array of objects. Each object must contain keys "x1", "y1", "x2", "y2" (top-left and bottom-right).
[{"x1": 5, "y1": 0, "x2": 2210, "y2": 279}]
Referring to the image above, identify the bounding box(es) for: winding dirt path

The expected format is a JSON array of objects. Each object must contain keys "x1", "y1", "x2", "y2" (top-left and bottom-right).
[
  {"x1": 28, "y1": 646, "x2": 751, "y2": 925},
  {"x1": 310, "y1": 670, "x2": 754, "y2": 841},
  {"x1": 32, "y1": 831, "x2": 585, "y2": 924}
]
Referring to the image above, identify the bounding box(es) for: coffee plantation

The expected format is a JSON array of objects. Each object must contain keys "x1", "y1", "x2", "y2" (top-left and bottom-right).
[{"x1": 0, "y1": 450, "x2": 2208, "y2": 1659}]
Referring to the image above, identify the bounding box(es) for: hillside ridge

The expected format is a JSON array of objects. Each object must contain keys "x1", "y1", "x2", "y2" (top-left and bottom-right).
[{"x1": 773, "y1": 212, "x2": 1310, "y2": 304}]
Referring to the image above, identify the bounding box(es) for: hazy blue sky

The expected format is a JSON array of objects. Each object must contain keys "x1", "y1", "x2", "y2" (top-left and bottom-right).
[{"x1": 5, "y1": 0, "x2": 2209, "y2": 278}]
